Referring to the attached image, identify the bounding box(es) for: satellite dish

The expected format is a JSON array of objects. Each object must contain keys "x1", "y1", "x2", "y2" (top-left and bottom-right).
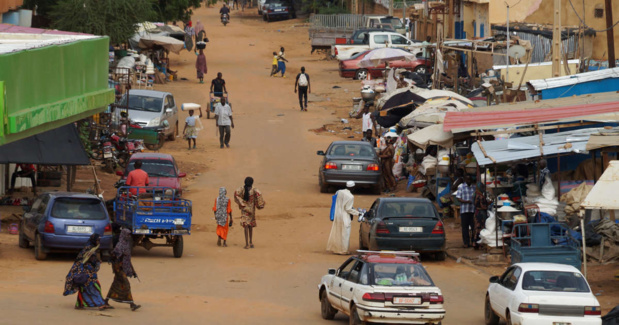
[{"x1": 507, "y1": 45, "x2": 526, "y2": 60}]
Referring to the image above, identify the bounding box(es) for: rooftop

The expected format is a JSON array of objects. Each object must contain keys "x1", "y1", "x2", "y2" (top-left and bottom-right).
[{"x1": 0, "y1": 24, "x2": 98, "y2": 55}]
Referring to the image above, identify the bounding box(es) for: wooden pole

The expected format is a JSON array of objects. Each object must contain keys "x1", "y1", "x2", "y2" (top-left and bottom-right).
[
  {"x1": 605, "y1": 0, "x2": 616, "y2": 68},
  {"x1": 552, "y1": 0, "x2": 561, "y2": 77}
]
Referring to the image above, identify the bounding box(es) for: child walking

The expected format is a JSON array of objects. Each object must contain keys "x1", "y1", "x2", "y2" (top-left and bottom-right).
[
  {"x1": 269, "y1": 52, "x2": 279, "y2": 77},
  {"x1": 183, "y1": 109, "x2": 203, "y2": 150}
]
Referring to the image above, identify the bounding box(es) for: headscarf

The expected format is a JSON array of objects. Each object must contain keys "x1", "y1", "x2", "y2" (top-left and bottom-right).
[
  {"x1": 113, "y1": 228, "x2": 136, "y2": 277},
  {"x1": 243, "y1": 177, "x2": 254, "y2": 202},
  {"x1": 215, "y1": 187, "x2": 229, "y2": 226},
  {"x1": 79, "y1": 233, "x2": 100, "y2": 264},
  {"x1": 195, "y1": 20, "x2": 205, "y2": 35}
]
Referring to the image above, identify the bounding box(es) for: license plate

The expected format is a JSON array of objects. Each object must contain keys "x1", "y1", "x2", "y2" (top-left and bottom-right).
[
  {"x1": 393, "y1": 297, "x2": 422, "y2": 305},
  {"x1": 103, "y1": 152, "x2": 112, "y2": 158},
  {"x1": 134, "y1": 229, "x2": 150, "y2": 234},
  {"x1": 67, "y1": 226, "x2": 93, "y2": 234},
  {"x1": 275, "y1": 8, "x2": 283, "y2": 11},
  {"x1": 399, "y1": 227, "x2": 423, "y2": 233},
  {"x1": 173, "y1": 218, "x2": 185, "y2": 225},
  {"x1": 342, "y1": 164, "x2": 362, "y2": 171}
]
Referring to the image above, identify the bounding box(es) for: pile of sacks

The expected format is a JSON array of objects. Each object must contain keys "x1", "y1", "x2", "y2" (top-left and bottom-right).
[{"x1": 524, "y1": 176, "x2": 560, "y2": 216}]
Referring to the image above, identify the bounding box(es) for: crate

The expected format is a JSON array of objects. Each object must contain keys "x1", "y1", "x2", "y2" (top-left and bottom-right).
[{"x1": 127, "y1": 127, "x2": 159, "y2": 145}]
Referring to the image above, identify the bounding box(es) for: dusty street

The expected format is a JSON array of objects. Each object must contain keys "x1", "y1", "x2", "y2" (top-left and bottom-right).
[{"x1": 0, "y1": 6, "x2": 532, "y2": 325}]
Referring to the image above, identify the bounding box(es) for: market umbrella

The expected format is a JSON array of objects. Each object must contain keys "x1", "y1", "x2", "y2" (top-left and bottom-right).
[
  {"x1": 374, "y1": 102, "x2": 416, "y2": 128},
  {"x1": 138, "y1": 34, "x2": 185, "y2": 54},
  {"x1": 381, "y1": 89, "x2": 426, "y2": 110},
  {"x1": 357, "y1": 48, "x2": 416, "y2": 68}
]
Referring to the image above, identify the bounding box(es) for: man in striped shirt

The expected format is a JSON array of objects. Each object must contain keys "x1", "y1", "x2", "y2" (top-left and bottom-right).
[{"x1": 456, "y1": 175, "x2": 476, "y2": 248}]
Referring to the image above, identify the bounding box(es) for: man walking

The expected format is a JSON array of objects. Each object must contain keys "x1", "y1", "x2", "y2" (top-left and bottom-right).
[
  {"x1": 210, "y1": 72, "x2": 227, "y2": 97},
  {"x1": 456, "y1": 175, "x2": 476, "y2": 248},
  {"x1": 326, "y1": 181, "x2": 360, "y2": 255},
  {"x1": 214, "y1": 97, "x2": 234, "y2": 148},
  {"x1": 294, "y1": 67, "x2": 310, "y2": 111}
]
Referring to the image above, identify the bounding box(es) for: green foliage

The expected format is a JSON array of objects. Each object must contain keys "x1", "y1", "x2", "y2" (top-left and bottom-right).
[
  {"x1": 318, "y1": 6, "x2": 349, "y2": 14},
  {"x1": 50, "y1": 0, "x2": 156, "y2": 44},
  {"x1": 303, "y1": 0, "x2": 349, "y2": 14},
  {"x1": 23, "y1": 0, "x2": 58, "y2": 17},
  {"x1": 153, "y1": 0, "x2": 202, "y2": 22}
]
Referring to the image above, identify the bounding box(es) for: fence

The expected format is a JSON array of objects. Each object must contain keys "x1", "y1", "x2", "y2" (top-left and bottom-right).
[{"x1": 309, "y1": 14, "x2": 367, "y2": 31}]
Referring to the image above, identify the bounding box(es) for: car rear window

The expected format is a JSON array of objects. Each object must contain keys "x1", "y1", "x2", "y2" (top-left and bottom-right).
[
  {"x1": 127, "y1": 159, "x2": 177, "y2": 177},
  {"x1": 522, "y1": 271, "x2": 590, "y2": 293},
  {"x1": 369, "y1": 263, "x2": 434, "y2": 286},
  {"x1": 380, "y1": 202, "x2": 436, "y2": 218},
  {"x1": 381, "y1": 18, "x2": 403, "y2": 29},
  {"x1": 122, "y1": 95, "x2": 163, "y2": 112},
  {"x1": 328, "y1": 144, "x2": 375, "y2": 157},
  {"x1": 51, "y1": 198, "x2": 106, "y2": 220}
]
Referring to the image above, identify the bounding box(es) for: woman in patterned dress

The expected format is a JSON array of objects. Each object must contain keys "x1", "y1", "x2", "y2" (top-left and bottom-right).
[
  {"x1": 213, "y1": 187, "x2": 233, "y2": 247},
  {"x1": 234, "y1": 177, "x2": 265, "y2": 249},
  {"x1": 103, "y1": 228, "x2": 141, "y2": 311},
  {"x1": 63, "y1": 233, "x2": 107, "y2": 310}
]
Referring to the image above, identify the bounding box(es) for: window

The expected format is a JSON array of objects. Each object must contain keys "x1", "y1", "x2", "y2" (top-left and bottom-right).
[
  {"x1": 373, "y1": 34, "x2": 389, "y2": 45},
  {"x1": 391, "y1": 35, "x2": 409, "y2": 45},
  {"x1": 348, "y1": 261, "x2": 364, "y2": 284},
  {"x1": 379, "y1": 201, "x2": 436, "y2": 218},
  {"x1": 328, "y1": 144, "x2": 375, "y2": 157},
  {"x1": 127, "y1": 159, "x2": 177, "y2": 178},
  {"x1": 381, "y1": 18, "x2": 403, "y2": 29},
  {"x1": 123, "y1": 95, "x2": 163, "y2": 112},
  {"x1": 501, "y1": 267, "x2": 521, "y2": 291},
  {"x1": 38, "y1": 195, "x2": 50, "y2": 214},
  {"x1": 595, "y1": 8, "x2": 604, "y2": 18},
  {"x1": 165, "y1": 96, "x2": 175, "y2": 108},
  {"x1": 522, "y1": 271, "x2": 590, "y2": 293},
  {"x1": 370, "y1": 263, "x2": 434, "y2": 286},
  {"x1": 30, "y1": 197, "x2": 42, "y2": 214},
  {"x1": 50, "y1": 198, "x2": 106, "y2": 220},
  {"x1": 338, "y1": 258, "x2": 356, "y2": 279}
]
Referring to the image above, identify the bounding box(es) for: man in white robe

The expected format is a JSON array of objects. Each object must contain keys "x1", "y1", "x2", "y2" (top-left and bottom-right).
[{"x1": 327, "y1": 181, "x2": 360, "y2": 254}]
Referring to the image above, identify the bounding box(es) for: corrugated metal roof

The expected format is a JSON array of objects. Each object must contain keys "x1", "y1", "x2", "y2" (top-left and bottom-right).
[
  {"x1": 0, "y1": 24, "x2": 88, "y2": 35},
  {"x1": 586, "y1": 131, "x2": 619, "y2": 150},
  {"x1": 528, "y1": 67, "x2": 619, "y2": 91},
  {"x1": 471, "y1": 127, "x2": 604, "y2": 166},
  {"x1": 581, "y1": 161, "x2": 619, "y2": 209},
  {"x1": 0, "y1": 32, "x2": 97, "y2": 55},
  {"x1": 443, "y1": 92, "x2": 619, "y2": 133}
]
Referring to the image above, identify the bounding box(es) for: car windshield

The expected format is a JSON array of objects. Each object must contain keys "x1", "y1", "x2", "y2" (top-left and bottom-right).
[
  {"x1": 369, "y1": 263, "x2": 434, "y2": 287},
  {"x1": 381, "y1": 18, "x2": 403, "y2": 29},
  {"x1": 522, "y1": 271, "x2": 590, "y2": 293},
  {"x1": 122, "y1": 95, "x2": 163, "y2": 112},
  {"x1": 328, "y1": 144, "x2": 374, "y2": 157},
  {"x1": 350, "y1": 51, "x2": 370, "y2": 59},
  {"x1": 127, "y1": 159, "x2": 177, "y2": 177},
  {"x1": 51, "y1": 198, "x2": 106, "y2": 220},
  {"x1": 379, "y1": 201, "x2": 436, "y2": 218}
]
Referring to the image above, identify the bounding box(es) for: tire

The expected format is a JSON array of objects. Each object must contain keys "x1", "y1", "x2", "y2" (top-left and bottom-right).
[
  {"x1": 355, "y1": 69, "x2": 368, "y2": 80},
  {"x1": 414, "y1": 65, "x2": 429, "y2": 75},
  {"x1": 368, "y1": 234, "x2": 378, "y2": 251},
  {"x1": 34, "y1": 233, "x2": 47, "y2": 260},
  {"x1": 435, "y1": 251, "x2": 446, "y2": 261},
  {"x1": 349, "y1": 305, "x2": 366, "y2": 325},
  {"x1": 145, "y1": 133, "x2": 165, "y2": 151},
  {"x1": 506, "y1": 311, "x2": 512, "y2": 325},
  {"x1": 104, "y1": 158, "x2": 115, "y2": 174},
  {"x1": 484, "y1": 295, "x2": 500, "y2": 325},
  {"x1": 358, "y1": 230, "x2": 368, "y2": 250},
  {"x1": 167, "y1": 121, "x2": 177, "y2": 141},
  {"x1": 263, "y1": 14, "x2": 267, "y2": 21},
  {"x1": 372, "y1": 180, "x2": 383, "y2": 195},
  {"x1": 292, "y1": 12, "x2": 297, "y2": 18},
  {"x1": 18, "y1": 224, "x2": 29, "y2": 248},
  {"x1": 320, "y1": 290, "x2": 337, "y2": 320},
  {"x1": 173, "y1": 236, "x2": 184, "y2": 258},
  {"x1": 319, "y1": 176, "x2": 329, "y2": 193}
]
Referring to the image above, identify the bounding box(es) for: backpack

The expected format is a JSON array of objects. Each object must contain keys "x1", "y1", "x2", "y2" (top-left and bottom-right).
[{"x1": 298, "y1": 73, "x2": 308, "y2": 87}]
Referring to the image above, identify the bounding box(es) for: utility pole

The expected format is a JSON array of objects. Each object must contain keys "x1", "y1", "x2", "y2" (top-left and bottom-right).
[
  {"x1": 506, "y1": 4, "x2": 510, "y2": 83},
  {"x1": 605, "y1": 0, "x2": 616, "y2": 68},
  {"x1": 389, "y1": 0, "x2": 394, "y2": 16},
  {"x1": 552, "y1": 0, "x2": 561, "y2": 77}
]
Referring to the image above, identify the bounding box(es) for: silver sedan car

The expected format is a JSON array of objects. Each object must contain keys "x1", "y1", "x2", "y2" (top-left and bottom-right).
[{"x1": 317, "y1": 141, "x2": 382, "y2": 194}]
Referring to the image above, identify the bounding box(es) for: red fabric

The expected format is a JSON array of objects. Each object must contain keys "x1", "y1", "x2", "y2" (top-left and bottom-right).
[
  {"x1": 126, "y1": 169, "x2": 149, "y2": 196},
  {"x1": 443, "y1": 101, "x2": 619, "y2": 132},
  {"x1": 17, "y1": 164, "x2": 36, "y2": 172}
]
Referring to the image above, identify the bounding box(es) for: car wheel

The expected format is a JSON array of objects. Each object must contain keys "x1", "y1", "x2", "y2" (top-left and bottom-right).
[
  {"x1": 484, "y1": 295, "x2": 500, "y2": 325},
  {"x1": 349, "y1": 305, "x2": 366, "y2": 325},
  {"x1": 263, "y1": 14, "x2": 267, "y2": 21},
  {"x1": 292, "y1": 12, "x2": 297, "y2": 18},
  {"x1": 506, "y1": 311, "x2": 512, "y2": 325},
  {"x1": 368, "y1": 234, "x2": 378, "y2": 251},
  {"x1": 435, "y1": 251, "x2": 446, "y2": 261},
  {"x1": 358, "y1": 230, "x2": 368, "y2": 250},
  {"x1": 167, "y1": 121, "x2": 177, "y2": 141},
  {"x1": 372, "y1": 179, "x2": 383, "y2": 195},
  {"x1": 18, "y1": 224, "x2": 29, "y2": 248},
  {"x1": 355, "y1": 69, "x2": 368, "y2": 80},
  {"x1": 34, "y1": 233, "x2": 47, "y2": 260},
  {"x1": 319, "y1": 175, "x2": 329, "y2": 193},
  {"x1": 320, "y1": 289, "x2": 337, "y2": 320},
  {"x1": 173, "y1": 236, "x2": 184, "y2": 258},
  {"x1": 414, "y1": 65, "x2": 429, "y2": 74}
]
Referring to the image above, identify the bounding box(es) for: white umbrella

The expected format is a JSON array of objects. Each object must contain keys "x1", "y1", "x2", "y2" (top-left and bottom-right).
[{"x1": 357, "y1": 48, "x2": 416, "y2": 68}]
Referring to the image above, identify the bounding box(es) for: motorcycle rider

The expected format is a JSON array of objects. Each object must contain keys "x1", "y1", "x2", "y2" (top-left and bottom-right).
[{"x1": 220, "y1": 4, "x2": 230, "y2": 22}]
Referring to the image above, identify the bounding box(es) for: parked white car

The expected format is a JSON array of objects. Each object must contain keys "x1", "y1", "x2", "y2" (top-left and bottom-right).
[
  {"x1": 332, "y1": 31, "x2": 421, "y2": 61},
  {"x1": 485, "y1": 263, "x2": 602, "y2": 325},
  {"x1": 318, "y1": 251, "x2": 445, "y2": 324}
]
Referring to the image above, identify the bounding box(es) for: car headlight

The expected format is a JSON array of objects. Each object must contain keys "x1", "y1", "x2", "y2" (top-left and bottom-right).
[{"x1": 147, "y1": 117, "x2": 161, "y2": 127}]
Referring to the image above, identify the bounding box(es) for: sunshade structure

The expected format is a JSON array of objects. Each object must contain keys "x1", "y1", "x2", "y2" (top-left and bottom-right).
[
  {"x1": 399, "y1": 97, "x2": 473, "y2": 128},
  {"x1": 138, "y1": 34, "x2": 185, "y2": 54},
  {"x1": 357, "y1": 48, "x2": 416, "y2": 68},
  {"x1": 407, "y1": 124, "x2": 453, "y2": 150},
  {"x1": 0, "y1": 124, "x2": 90, "y2": 165},
  {"x1": 470, "y1": 128, "x2": 604, "y2": 166},
  {"x1": 581, "y1": 161, "x2": 619, "y2": 210},
  {"x1": 586, "y1": 129, "x2": 619, "y2": 151}
]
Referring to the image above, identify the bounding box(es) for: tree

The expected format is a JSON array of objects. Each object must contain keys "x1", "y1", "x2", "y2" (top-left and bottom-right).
[
  {"x1": 153, "y1": 0, "x2": 202, "y2": 22},
  {"x1": 50, "y1": 0, "x2": 156, "y2": 44}
]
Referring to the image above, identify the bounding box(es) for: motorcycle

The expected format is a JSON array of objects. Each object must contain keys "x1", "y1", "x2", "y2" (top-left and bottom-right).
[
  {"x1": 221, "y1": 13, "x2": 229, "y2": 26},
  {"x1": 102, "y1": 139, "x2": 118, "y2": 174},
  {"x1": 109, "y1": 133, "x2": 144, "y2": 168}
]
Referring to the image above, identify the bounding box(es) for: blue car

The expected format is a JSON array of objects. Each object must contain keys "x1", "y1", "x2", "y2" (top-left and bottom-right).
[
  {"x1": 19, "y1": 192, "x2": 113, "y2": 260},
  {"x1": 359, "y1": 198, "x2": 446, "y2": 260}
]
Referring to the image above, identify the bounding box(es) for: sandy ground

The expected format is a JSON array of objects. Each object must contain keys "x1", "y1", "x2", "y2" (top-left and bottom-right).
[{"x1": 0, "y1": 5, "x2": 616, "y2": 325}]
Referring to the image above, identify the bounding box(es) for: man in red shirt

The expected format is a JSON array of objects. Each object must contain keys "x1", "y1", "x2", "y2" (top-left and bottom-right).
[
  {"x1": 126, "y1": 160, "x2": 149, "y2": 196},
  {"x1": 9, "y1": 164, "x2": 36, "y2": 195}
]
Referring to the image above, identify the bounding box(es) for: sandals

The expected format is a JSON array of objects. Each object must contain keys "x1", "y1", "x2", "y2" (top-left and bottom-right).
[
  {"x1": 250, "y1": 244, "x2": 254, "y2": 249},
  {"x1": 131, "y1": 304, "x2": 141, "y2": 311},
  {"x1": 244, "y1": 245, "x2": 249, "y2": 249},
  {"x1": 99, "y1": 305, "x2": 114, "y2": 310}
]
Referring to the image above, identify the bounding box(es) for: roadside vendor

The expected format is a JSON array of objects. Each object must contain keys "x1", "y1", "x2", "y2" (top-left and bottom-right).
[
  {"x1": 126, "y1": 160, "x2": 149, "y2": 196},
  {"x1": 9, "y1": 163, "x2": 36, "y2": 195}
]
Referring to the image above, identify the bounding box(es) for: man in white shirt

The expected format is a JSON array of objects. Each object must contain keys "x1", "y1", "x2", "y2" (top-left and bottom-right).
[{"x1": 214, "y1": 97, "x2": 234, "y2": 148}]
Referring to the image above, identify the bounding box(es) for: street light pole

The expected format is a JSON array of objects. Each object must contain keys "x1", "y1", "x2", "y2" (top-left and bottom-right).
[{"x1": 506, "y1": 3, "x2": 510, "y2": 84}]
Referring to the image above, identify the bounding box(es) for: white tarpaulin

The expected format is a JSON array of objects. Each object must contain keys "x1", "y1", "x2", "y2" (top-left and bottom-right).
[
  {"x1": 407, "y1": 124, "x2": 453, "y2": 150},
  {"x1": 138, "y1": 34, "x2": 184, "y2": 54},
  {"x1": 581, "y1": 161, "x2": 619, "y2": 210}
]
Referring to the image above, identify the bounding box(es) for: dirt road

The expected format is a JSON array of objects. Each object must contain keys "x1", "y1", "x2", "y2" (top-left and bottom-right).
[{"x1": 0, "y1": 7, "x2": 493, "y2": 324}]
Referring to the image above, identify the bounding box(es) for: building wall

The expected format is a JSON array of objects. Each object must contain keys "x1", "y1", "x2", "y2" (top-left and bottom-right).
[
  {"x1": 490, "y1": 0, "x2": 619, "y2": 60},
  {"x1": 0, "y1": 0, "x2": 23, "y2": 15},
  {"x1": 463, "y1": 1, "x2": 489, "y2": 38}
]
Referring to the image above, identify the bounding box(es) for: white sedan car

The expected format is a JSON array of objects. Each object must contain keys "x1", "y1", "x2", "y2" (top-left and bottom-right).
[
  {"x1": 485, "y1": 263, "x2": 602, "y2": 325},
  {"x1": 318, "y1": 251, "x2": 445, "y2": 324}
]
